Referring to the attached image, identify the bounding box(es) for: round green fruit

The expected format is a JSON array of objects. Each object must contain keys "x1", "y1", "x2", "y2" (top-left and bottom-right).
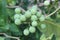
[
  {"x1": 44, "y1": 0, "x2": 50, "y2": 6},
  {"x1": 20, "y1": 15, "x2": 26, "y2": 21},
  {"x1": 15, "y1": 19, "x2": 21, "y2": 25},
  {"x1": 23, "y1": 29, "x2": 29, "y2": 36},
  {"x1": 14, "y1": 14, "x2": 20, "y2": 19},
  {"x1": 36, "y1": 11, "x2": 42, "y2": 17},
  {"x1": 25, "y1": 11, "x2": 31, "y2": 18},
  {"x1": 31, "y1": 21, "x2": 38, "y2": 27},
  {"x1": 29, "y1": 26, "x2": 36, "y2": 33},
  {"x1": 30, "y1": 5, "x2": 37, "y2": 14},
  {"x1": 41, "y1": 24, "x2": 46, "y2": 29},
  {"x1": 31, "y1": 15, "x2": 37, "y2": 21},
  {"x1": 31, "y1": 5, "x2": 37, "y2": 10},
  {"x1": 39, "y1": 15, "x2": 45, "y2": 22},
  {"x1": 15, "y1": 7, "x2": 21, "y2": 14},
  {"x1": 30, "y1": 9, "x2": 37, "y2": 15}
]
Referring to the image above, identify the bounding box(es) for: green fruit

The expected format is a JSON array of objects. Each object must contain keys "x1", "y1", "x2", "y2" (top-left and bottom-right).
[
  {"x1": 32, "y1": 5, "x2": 37, "y2": 10},
  {"x1": 30, "y1": 5, "x2": 37, "y2": 14},
  {"x1": 41, "y1": 24, "x2": 46, "y2": 29},
  {"x1": 25, "y1": 11, "x2": 31, "y2": 18},
  {"x1": 30, "y1": 9, "x2": 37, "y2": 15},
  {"x1": 32, "y1": 21, "x2": 37, "y2": 27},
  {"x1": 23, "y1": 29, "x2": 29, "y2": 36},
  {"x1": 15, "y1": 7, "x2": 21, "y2": 14},
  {"x1": 39, "y1": 15, "x2": 45, "y2": 22},
  {"x1": 44, "y1": 0, "x2": 50, "y2": 6},
  {"x1": 31, "y1": 15, "x2": 37, "y2": 21},
  {"x1": 20, "y1": 15, "x2": 26, "y2": 21},
  {"x1": 29, "y1": 26, "x2": 36, "y2": 33},
  {"x1": 15, "y1": 19, "x2": 21, "y2": 25},
  {"x1": 14, "y1": 14, "x2": 20, "y2": 19},
  {"x1": 36, "y1": 11, "x2": 42, "y2": 17}
]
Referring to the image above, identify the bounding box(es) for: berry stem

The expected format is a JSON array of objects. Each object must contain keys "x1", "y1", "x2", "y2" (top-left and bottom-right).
[
  {"x1": 46, "y1": 7, "x2": 60, "y2": 18},
  {"x1": 0, "y1": 33, "x2": 20, "y2": 40},
  {"x1": 6, "y1": 5, "x2": 25, "y2": 12}
]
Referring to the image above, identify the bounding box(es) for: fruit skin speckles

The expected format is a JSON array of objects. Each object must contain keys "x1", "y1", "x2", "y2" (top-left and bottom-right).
[
  {"x1": 14, "y1": 14, "x2": 20, "y2": 19},
  {"x1": 29, "y1": 26, "x2": 36, "y2": 33},
  {"x1": 39, "y1": 15, "x2": 45, "y2": 22},
  {"x1": 24, "y1": 11, "x2": 31, "y2": 18},
  {"x1": 30, "y1": 5, "x2": 37, "y2": 15},
  {"x1": 14, "y1": 19, "x2": 21, "y2": 25},
  {"x1": 44, "y1": 0, "x2": 50, "y2": 6},
  {"x1": 15, "y1": 7, "x2": 21, "y2": 14},
  {"x1": 23, "y1": 29, "x2": 29, "y2": 36},
  {"x1": 30, "y1": 9, "x2": 37, "y2": 15},
  {"x1": 31, "y1": 15, "x2": 37, "y2": 21},
  {"x1": 20, "y1": 15, "x2": 26, "y2": 21},
  {"x1": 31, "y1": 21, "x2": 38, "y2": 27},
  {"x1": 36, "y1": 12, "x2": 42, "y2": 17},
  {"x1": 41, "y1": 24, "x2": 46, "y2": 29}
]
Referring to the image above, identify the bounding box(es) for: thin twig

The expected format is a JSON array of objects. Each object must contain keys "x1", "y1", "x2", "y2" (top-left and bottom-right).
[
  {"x1": 46, "y1": 7, "x2": 60, "y2": 18},
  {"x1": 37, "y1": 0, "x2": 40, "y2": 4},
  {"x1": 6, "y1": 5, "x2": 25, "y2": 12},
  {"x1": 38, "y1": 3, "x2": 44, "y2": 7},
  {"x1": 0, "y1": 33, "x2": 20, "y2": 40}
]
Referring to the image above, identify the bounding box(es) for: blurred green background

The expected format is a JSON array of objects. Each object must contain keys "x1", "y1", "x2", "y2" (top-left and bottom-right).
[{"x1": 0, "y1": 0, "x2": 60, "y2": 40}]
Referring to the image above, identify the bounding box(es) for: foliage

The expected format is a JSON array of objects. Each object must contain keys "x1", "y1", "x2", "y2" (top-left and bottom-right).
[{"x1": 0, "y1": 0, "x2": 60, "y2": 40}]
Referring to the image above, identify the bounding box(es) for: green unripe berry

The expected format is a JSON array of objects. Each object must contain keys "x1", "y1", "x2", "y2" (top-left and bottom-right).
[
  {"x1": 15, "y1": 7, "x2": 21, "y2": 14},
  {"x1": 36, "y1": 11, "x2": 42, "y2": 17},
  {"x1": 44, "y1": 0, "x2": 50, "y2": 6},
  {"x1": 41, "y1": 24, "x2": 46, "y2": 29},
  {"x1": 30, "y1": 9, "x2": 37, "y2": 15},
  {"x1": 30, "y1": 5, "x2": 37, "y2": 14},
  {"x1": 29, "y1": 26, "x2": 36, "y2": 33},
  {"x1": 32, "y1": 5, "x2": 37, "y2": 10},
  {"x1": 25, "y1": 11, "x2": 31, "y2": 18},
  {"x1": 39, "y1": 15, "x2": 45, "y2": 22},
  {"x1": 14, "y1": 14, "x2": 20, "y2": 19},
  {"x1": 32, "y1": 21, "x2": 38, "y2": 27},
  {"x1": 23, "y1": 29, "x2": 29, "y2": 36},
  {"x1": 31, "y1": 15, "x2": 37, "y2": 21},
  {"x1": 15, "y1": 19, "x2": 21, "y2": 25},
  {"x1": 20, "y1": 15, "x2": 26, "y2": 21}
]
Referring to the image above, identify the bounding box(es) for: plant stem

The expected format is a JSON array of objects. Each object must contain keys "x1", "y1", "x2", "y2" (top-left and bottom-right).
[
  {"x1": 0, "y1": 33, "x2": 20, "y2": 40},
  {"x1": 46, "y1": 7, "x2": 60, "y2": 18}
]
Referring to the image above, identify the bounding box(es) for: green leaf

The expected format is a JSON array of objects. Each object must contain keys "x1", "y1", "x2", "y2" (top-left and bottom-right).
[
  {"x1": 2, "y1": 0, "x2": 8, "y2": 23},
  {"x1": 9, "y1": 23, "x2": 22, "y2": 36},
  {"x1": 0, "y1": 24, "x2": 10, "y2": 32},
  {"x1": 9, "y1": 24, "x2": 19, "y2": 32},
  {"x1": 47, "y1": 33, "x2": 54, "y2": 39},
  {"x1": 0, "y1": 37, "x2": 5, "y2": 40},
  {"x1": 40, "y1": 34, "x2": 47, "y2": 40}
]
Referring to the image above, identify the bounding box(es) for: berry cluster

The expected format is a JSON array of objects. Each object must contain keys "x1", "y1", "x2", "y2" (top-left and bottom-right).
[{"x1": 14, "y1": 5, "x2": 46, "y2": 36}]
